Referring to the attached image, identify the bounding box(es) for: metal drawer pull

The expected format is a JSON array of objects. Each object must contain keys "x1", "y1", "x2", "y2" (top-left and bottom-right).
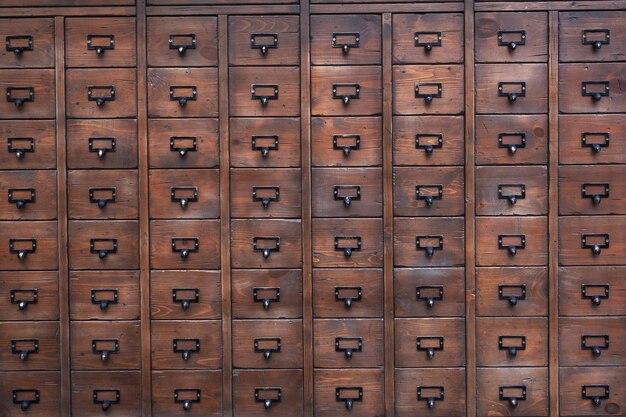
[
  {"x1": 251, "y1": 33, "x2": 278, "y2": 55},
  {"x1": 253, "y1": 237, "x2": 280, "y2": 259},
  {"x1": 90, "y1": 238, "x2": 117, "y2": 259},
  {"x1": 582, "y1": 81, "x2": 610, "y2": 102},
  {"x1": 417, "y1": 386, "x2": 444, "y2": 409},
  {"x1": 11, "y1": 338, "x2": 38, "y2": 361},
  {"x1": 415, "y1": 31, "x2": 442, "y2": 51},
  {"x1": 499, "y1": 335, "x2": 526, "y2": 357},
  {"x1": 582, "y1": 183, "x2": 609, "y2": 206},
  {"x1": 253, "y1": 287, "x2": 280, "y2": 310},
  {"x1": 416, "y1": 235, "x2": 443, "y2": 258},
  {"x1": 8, "y1": 188, "x2": 35, "y2": 209},
  {"x1": 582, "y1": 385, "x2": 609, "y2": 407},
  {"x1": 334, "y1": 185, "x2": 361, "y2": 207},
  {"x1": 92, "y1": 338, "x2": 119, "y2": 362},
  {"x1": 7, "y1": 137, "x2": 35, "y2": 159},
  {"x1": 89, "y1": 137, "x2": 116, "y2": 158},
  {"x1": 91, "y1": 288, "x2": 119, "y2": 311},
  {"x1": 416, "y1": 184, "x2": 443, "y2": 206},
  {"x1": 415, "y1": 82, "x2": 442, "y2": 103},
  {"x1": 253, "y1": 186, "x2": 280, "y2": 209},
  {"x1": 6, "y1": 35, "x2": 33, "y2": 55},
  {"x1": 10, "y1": 288, "x2": 38, "y2": 311},
  {"x1": 499, "y1": 284, "x2": 526, "y2": 306},
  {"x1": 582, "y1": 29, "x2": 610, "y2": 50},
  {"x1": 255, "y1": 387, "x2": 282, "y2": 410},
  {"x1": 498, "y1": 30, "x2": 526, "y2": 50},
  {"x1": 335, "y1": 336, "x2": 362, "y2": 359},
  {"x1": 251, "y1": 84, "x2": 278, "y2": 106},
  {"x1": 581, "y1": 284, "x2": 609, "y2": 306},
  {"x1": 498, "y1": 132, "x2": 526, "y2": 155},
  {"x1": 498, "y1": 184, "x2": 525, "y2": 205},
  {"x1": 416, "y1": 285, "x2": 444, "y2": 308},
  {"x1": 500, "y1": 385, "x2": 526, "y2": 408},
  {"x1": 170, "y1": 136, "x2": 197, "y2": 157},
  {"x1": 581, "y1": 132, "x2": 610, "y2": 153},
  {"x1": 332, "y1": 32, "x2": 360, "y2": 54},
  {"x1": 417, "y1": 336, "x2": 444, "y2": 360},
  {"x1": 87, "y1": 85, "x2": 115, "y2": 107},
  {"x1": 172, "y1": 237, "x2": 199, "y2": 259},
  {"x1": 415, "y1": 133, "x2": 443, "y2": 154},
  {"x1": 255, "y1": 337, "x2": 281, "y2": 360},
  {"x1": 87, "y1": 34, "x2": 114, "y2": 54},
  {"x1": 582, "y1": 335, "x2": 609, "y2": 358},
  {"x1": 6, "y1": 86, "x2": 34, "y2": 108},
  {"x1": 498, "y1": 81, "x2": 525, "y2": 102},
  {"x1": 170, "y1": 86, "x2": 196, "y2": 107},
  {"x1": 334, "y1": 236, "x2": 361, "y2": 258},
  {"x1": 173, "y1": 338, "x2": 200, "y2": 361},
  {"x1": 171, "y1": 186, "x2": 198, "y2": 209},
  {"x1": 336, "y1": 387, "x2": 363, "y2": 410},
  {"x1": 169, "y1": 34, "x2": 196, "y2": 54},
  {"x1": 93, "y1": 389, "x2": 120, "y2": 411},
  {"x1": 89, "y1": 187, "x2": 116, "y2": 209},
  {"x1": 335, "y1": 286, "x2": 362, "y2": 308},
  {"x1": 251, "y1": 135, "x2": 279, "y2": 157},
  {"x1": 9, "y1": 238, "x2": 37, "y2": 260},
  {"x1": 174, "y1": 388, "x2": 201, "y2": 411},
  {"x1": 498, "y1": 234, "x2": 525, "y2": 256},
  {"x1": 12, "y1": 389, "x2": 39, "y2": 411},
  {"x1": 582, "y1": 233, "x2": 609, "y2": 256},
  {"x1": 333, "y1": 83, "x2": 360, "y2": 105},
  {"x1": 333, "y1": 134, "x2": 360, "y2": 156},
  {"x1": 172, "y1": 288, "x2": 199, "y2": 311}
]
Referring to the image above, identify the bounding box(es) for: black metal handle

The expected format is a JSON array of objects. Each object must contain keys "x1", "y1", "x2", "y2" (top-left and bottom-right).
[
  {"x1": 92, "y1": 338, "x2": 119, "y2": 362},
  {"x1": 334, "y1": 236, "x2": 362, "y2": 258},
  {"x1": 89, "y1": 187, "x2": 116, "y2": 209},
  {"x1": 172, "y1": 237, "x2": 199, "y2": 259},
  {"x1": 169, "y1": 34, "x2": 196, "y2": 54},
  {"x1": 87, "y1": 34, "x2": 114, "y2": 55},
  {"x1": 498, "y1": 284, "x2": 526, "y2": 306},
  {"x1": 498, "y1": 82, "x2": 526, "y2": 103},
  {"x1": 498, "y1": 335, "x2": 526, "y2": 357},
  {"x1": 253, "y1": 287, "x2": 280, "y2": 310},
  {"x1": 335, "y1": 337, "x2": 362, "y2": 359},
  {"x1": 251, "y1": 135, "x2": 279, "y2": 157},
  {"x1": 173, "y1": 338, "x2": 200, "y2": 361},
  {"x1": 251, "y1": 33, "x2": 278, "y2": 55},
  {"x1": 582, "y1": 385, "x2": 609, "y2": 408},
  {"x1": 6, "y1": 86, "x2": 34, "y2": 108},
  {"x1": 581, "y1": 183, "x2": 609, "y2": 206},
  {"x1": 88, "y1": 137, "x2": 116, "y2": 159},
  {"x1": 416, "y1": 285, "x2": 444, "y2": 308},
  {"x1": 334, "y1": 185, "x2": 361, "y2": 207},
  {"x1": 11, "y1": 338, "x2": 38, "y2": 361},
  {"x1": 415, "y1": 83, "x2": 442, "y2": 103},
  {"x1": 254, "y1": 337, "x2": 281, "y2": 361},
  {"x1": 170, "y1": 136, "x2": 197, "y2": 157},
  {"x1": 332, "y1": 32, "x2": 360, "y2": 54},
  {"x1": 172, "y1": 288, "x2": 200, "y2": 311},
  {"x1": 332, "y1": 83, "x2": 360, "y2": 105},
  {"x1": 581, "y1": 132, "x2": 610, "y2": 153},
  {"x1": 10, "y1": 288, "x2": 38, "y2": 311},
  {"x1": 417, "y1": 336, "x2": 444, "y2": 360},
  {"x1": 582, "y1": 335, "x2": 609, "y2": 358},
  {"x1": 87, "y1": 85, "x2": 115, "y2": 107},
  {"x1": 336, "y1": 387, "x2": 363, "y2": 410},
  {"x1": 171, "y1": 187, "x2": 198, "y2": 209},
  {"x1": 414, "y1": 31, "x2": 442, "y2": 51},
  {"x1": 335, "y1": 286, "x2": 362, "y2": 308},
  {"x1": 251, "y1": 84, "x2": 278, "y2": 106},
  {"x1": 91, "y1": 288, "x2": 119, "y2": 311},
  {"x1": 416, "y1": 235, "x2": 443, "y2": 258},
  {"x1": 12, "y1": 389, "x2": 40, "y2": 411},
  {"x1": 498, "y1": 132, "x2": 526, "y2": 155},
  {"x1": 582, "y1": 233, "x2": 609, "y2": 256},
  {"x1": 90, "y1": 238, "x2": 118, "y2": 259},
  {"x1": 174, "y1": 388, "x2": 201, "y2": 411},
  {"x1": 7, "y1": 137, "x2": 35, "y2": 159},
  {"x1": 253, "y1": 186, "x2": 280, "y2": 209},
  {"x1": 253, "y1": 237, "x2": 280, "y2": 259},
  {"x1": 498, "y1": 234, "x2": 526, "y2": 256},
  {"x1": 93, "y1": 389, "x2": 120, "y2": 411},
  {"x1": 417, "y1": 386, "x2": 444, "y2": 409},
  {"x1": 170, "y1": 86, "x2": 197, "y2": 107},
  {"x1": 581, "y1": 284, "x2": 609, "y2": 306},
  {"x1": 498, "y1": 184, "x2": 526, "y2": 205},
  {"x1": 415, "y1": 133, "x2": 443, "y2": 154},
  {"x1": 498, "y1": 30, "x2": 526, "y2": 50},
  {"x1": 8, "y1": 188, "x2": 35, "y2": 209},
  {"x1": 582, "y1": 81, "x2": 610, "y2": 102},
  {"x1": 582, "y1": 29, "x2": 610, "y2": 50},
  {"x1": 416, "y1": 184, "x2": 443, "y2": 207},
  {"x1": 255, "y1": 388, "x2": 282, "y2": 410},
  {"x1": 500, "y1": 385, "x2": 526, "y2": 408},
  {"x1": 9, "y1": 238, "x2": 37, "y2": 260},
  {"x1": 6, "y1": 35, "x2": 33, "y2": 55},
  {"x1": 333, "y1": 134, "x2": 360, "y2": 156}
]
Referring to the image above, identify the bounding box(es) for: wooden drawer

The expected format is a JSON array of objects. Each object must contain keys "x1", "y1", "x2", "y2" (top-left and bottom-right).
[
  {"x1": 393, "y1": 65, "x2": 464, "y2": 115},
  {"x1": 0, "y1": 322, "x2": 59, "y2": 371},
  {"x1": 231, "y1": 168, "x2": 301, "y2": 218},
  {"x1": 311, "y1": 15, "x2": 381, "y2": 65},
  {"x1": 313, "y1": 319, "x2": 383, "y2": 368},
  {"x1": 394, "y1": 167, "x2": 464, "y2": 217},
  {"x1": 477, "y1": 367, "x2": 548, "y2": 416},
  {"x1": 147, "y1": 17, "x2": 218, "y2": 67},
  {"x1": 148, "y1": 68, "x2": 217, "y2": 118},
  {"x1": 68, "y1": 220, "x2": 139, "y2": 270},
  {"x1": 70, "y1": 321, "x2": 139, "y2": 370},
  {"x1": 313, "y1": 269, "x2": 383, "y2": 318},
  {"x1": 394, "y1": 217, "x2": 464, "y2": 267},
  {"x1": 395, "y1": 318, "x2": 465, "y2": 367},
  {"x1": 312, "y1": 168, "x2": 382, "y2": 217},
  {"x1": 231, "y1": 219, "x2": 301, "y2": 269},
  {"x1": 71, "y1": 371, "x2": 140, "y2": 416},
  {"x1": 0, "y1": 371, "x2": 60, "y2": 417},
  {"x1": 233, "y1": 319, "x2": 303, "y2": 369},
  {"x1": 0, "y1": 170, "x2": 56, "y2": 220},
  {"x1": 230, "y1": 118, "x2": 300, "y2": 168},
  {"x1": 0, "y1": 69, "x2": 55, "y2": 119},
  {"x1": 560, "y1": 166, "x2": 626, "y2": 215},
  {"x1": 476, "y1": 115, "x2": 548, "y2": 165},
  {"x1": 149, "y1": 220, "x2": 220, "y2": 270},
  {"x1": 151, "y1": 320, "x2": 221, "y2": 370},
  {"x1": 0, "y1": 271, "x2": 59, "y2": 321},
  {"x1": 1, "y1": 221, "x2": 58, "y2": 270},
  {"x1": 393, "y1": 13, "x2": 464, "y2": 64},
  {"x1": 476, "y1": 166, "x2": 547, "y2": 215},
  {"x1": 559, "y1": 267, "x2": 626, "y2": 316},
  {"x1": 152, "y1": 370, "x2": 222, "y2": 417},
  {"x1": 70, "y1": 271, "x2": 140, "y2": 321},
  {"x1": 560, "y1": 63, "x2": 626, "y2": 113},
  {"x1": 476, "y1": 64, "x2": 547, "y2": 114},
  {"x1": 148, "y1": 119, "x2": 218, "y2": 169},
  {"x1": 314, "y1": 369, "x2": 383, "y2": 417},
  {"x1": 66, "y1": 69, "x2": 137, "y2": 118},
  {"x1": 475, "y1": 12, "x2": 548, "y2": 63},
  {"x1": 149, "y1": 169, "x2": 219, "y2": 219},
  {"x1": 477, "y1": 267, "x2": 548, "y2": 317},
  {"x1": 393, "y1": 116, "x2": 464, "y2": 166},
  {"x1": 559, "y1": 367, "x2": 626, "y2": 416},
  {"x1": 477, "y1": 317, "x2": 547, "y2": 367},
  {"x1": 68, "y1": 170, "x2": 138, "y2": 220},
  {"x1": 0, "y1": 120, "x2": 56, "y2": 170},
  {"x1": 229, "y1": 67, "x2": 299, "y2": 117},
  {"x1": 312, "y1": 218, "x2": 383, "y2": 268},
  {"x1": 65, "y1": 18, "x2": 136, "y2": 68},
  {"x1": 0, "y1": 18, "x2": 54, "y2": 68},
  {"x1": 394, "y1": 268, "x2": 465, "y2": 318},
  {"x1": 233, "y1": 269, "x2": 302, "y2": 319},
  {"x1": 311, "y1": 117, "x2": 382, "y2": 167},
  {"x1": 559, "y1": 11, "x2": 626, "y2": 63},
  {"x1": 229, "y1": 16, "x2": 299, "y2": 66},
  {"x1": 67, "y1": 119, "x2": 137, "y2": 169},
  {"x1": 559, "y1": 216, "x2": 626, "y2": 266},
  {"x1": 395, "y1": 368, "x2": 465, "y2": 417},
  {"x1": 559, "y1": 115, "x2": 626, "y2": 165},
  {"x1": 560, "y1": 317, "x2": 626, "y2": 366},
  {"x1": 476, "y1": 217, "x2": 547, "y2": 266},
  {"x1": 311, "y1": 66, "x2": 382, "y2": 116},
  {"x1": 151, "y1": 270, "x2": 221, "y2": 320},
  {"x1": 233, "y1": 369, "x2": 303, "y2": 417}
]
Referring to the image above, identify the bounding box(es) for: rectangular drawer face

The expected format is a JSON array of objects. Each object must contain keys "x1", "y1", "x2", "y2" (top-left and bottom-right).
[
  {"x1": 394, "y1": 167, "x2": 464, "y2": 217},
  {"x1": 65, "y1": 18, "x2": 136, "y2": 68},
  {"x1": 229, "y1": 16, "x2": 300, "y2": 66},
  {"x1": 559, "y1": 11, "x2": 626, "y2": 62},
  {"x1": 233, "y1": 269, "x2": 302, "y2": 319},
  {"x1": 395, "y1": 318, "x2": 465, "y2": 367},
  {"x1": 393, "y1": 13, "x2": 464, "y2": 64},
  {"x1": 229, "y1": 67, "x2": 300, "y2": 117},
  {"x1": 0, "y1": 271, "x2": 59, "y2": 321},
  {"x1": 311, "y1": 66, "x2": 382, "y2": 117},
  {"x1": 0, "y1": 121, "x2": 56, "y2": 170},
  {"x1": 393, "y1": 65, "x2": 464, "y2": 115},
  {"x1": 312, "y1": 168, "x2": 382, "y2": 217},
  {"x1": 71, "y1": 371, "x2": 141, "y2": 417},
  {"x1": 394, "y1": 268, "x2": 465, "y2": 318},
  {"x1": 476, "y1": 267, "x2": 547, "y2": 317},
  {"x1": 476, "y1": 115, "x2": 548, "y2": 165},
  {"x1": 395, "y1": 368, "x2": 465, "y2": 417},
  {"x1": 314, "y1": 369, "x2": 384, "y2": 417},
  {"x1": 559, "y1": 216, "x2": 626, "y2": 266},
  {"x1": 147, "y1": 17, "x2": 218, "y2": 67},
  {"x1": 476, "y1": 166, "x2": 547, "y2": 215},
  {"x1": 1, "y1": 221, "x2": 58, "y2": 270},
  {"x1": 0, "y1": 170, "x2": 57, "y2": 220},
  {"x1": 311, "y1": 15, "x2": 381, "y2": 65},
  {"x1": 477, "y1": 317, "x2": 548, "y2": 367},
  {"x1": 313, "y1": 319, "x2": 384, "y2": 368},
  {"x1": 560, "y1": 63, "x2": 626, "y2": 113},
  {"x1": 68, "y1": 170, "x2": 138, "y2": 220},
  {"x1": 559, "y1": 267, "x2": 626, "y2": 316},
  {"x1": 151, "y1": 320, "x2": 221, "y2": 370},
  {"x1": 231, "y1": 168, "x2": 301, "y2": 218},
  {"x1": 559, "y1": 115, "x2": 626, "y2": 165},
  {"x1": 230, "y1": 118, "x2": 300, "y2": 168},
  {"x1": 0, "y1": 371, "x2": 60, "y2": 417},
  {"x1": 70, "y1": 321, "x2": 140, "y2": 370},
  {"x1": 393, "y1": 116, "x2": 464, "y2": 166},
  {"x1": 394, "y1": 218, "x2": 465, "y2": 267},
  {"x1": 233, "y1": 319, "x2": 303, "y2": 368},
  {"x1": 559, "y1": 367, "x2": 626, "y2": 416},
  {"x1": 313, "y1": 218, "x2": 383, "y2": 268},
  {"x1": 233, "y1": 369, "x2": 303, "y2": 417},
  {"x1": 476, "y1": 217, "x2": 547, "y2": 266},
  {"x1": 150, "y1": 220, "x2": 220, "y2": 270},
  {"x1": 560, "y1": 165, "x2": 626, "y2": 215},
  {"x1": 311, "y1": 117, "x2": 382, "y2": 167},
  {"x1": 475, "y1": 12, "x2": 548, "y2": 63},
  {"x1": 231, "y1": 219, "x2": 302, "y2": 268},
  {"x1": 151, "y1": 370, "x2": 222, "y2": 417},
  {"x1": 559, "y1": 317, "x2": 626, "y2": 366},
  {"x1": 477, "y1": 367, "x2": 548, "y2": 416},
  {"x1": 149, "y1": 119, "x2": 219, "y2": 169},
  {"x1": 67, "y1": 119, "x2": 137, "y2": 169},
  {"x1": 151, "y1": 270, "x2": 221, "y2": 320},
  {"x1": 148, "y1": 68, "x2": 217, "y2": 118},
  {"x1": 0, "y1": 69, "x2": 55, "y2": 119},
  {"x1": 0, "y1": 18, "x2": 54, "y2": 68},
  {"x1": 476, "y1": 64, "x2": 548, "y2": 114},
  {"x1": 149, "y1": 169, "x2": 219, "y2": 219},
  {"x1": 0, "y1": 322, "x2": 59, "y2": 371},
  {"x1": 68, "y1": 220, "x2": 139, "y2": 270},
  {"x1": 66, "y1": 69, "x2": 137, "y2": 118},
  {"x1": 70, "y1": 271, "x2": 140, "y2": 321},
  {"x1": 313, "y1": 269, "x2": 383, "y2": 318}
]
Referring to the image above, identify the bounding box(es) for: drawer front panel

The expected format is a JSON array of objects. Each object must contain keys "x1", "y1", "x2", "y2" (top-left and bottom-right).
[
  {"x1": 65, "y1": 17, "x2": 136, "y2": 67},
  {"x1": 0, "y1": 69, "x2": 55, "y2": 119},
  {"x1": 313, "y1": 218, "x2": 383, "y2": 268},
  {"x1": 233, "y1": 369, "x2": 303, "y2": 417},
  {"x1": 393, "y1": 116, "x2": 464, "y2": 166},
  {"x1": 559, "y1": 367, "x2": 626, "y2": 416},
  {"x1": 0, "y1": 18, "x2": 54, "y2": 68},
  {"x1": 151, "y1": 320, "x2": 221, "y2": 369},
  {"x1": 151, "y1": 370, "x2": 222, "y2": 417},
  {"x1": 230, "y1": 118, "x2": 300, "y2": 168},
  {"x1": 311, "y1": 15, "x2": 381, "y2": 65},
  {"x1": 559, "y1": 317, "x2": 626, "y2": 366},
  {"x1": 394, "y1": 268, "x2": 466, "y2": 318},
  {"x1": 476, "y1": 115, "x2": 548, "y2": 165},
  {"x1": 313, "y1": 318, "x2": 384, "y2": 368},
  {"x1": 231, "y1": 168, "x2": 301, "y2": 218},
  {"x1": 311, "y1": 66, "x2": 382, "y2": 116},
  {"x1": 0, "y1": 121, "x2": 56, "y2": 170},
  {"x1": 559, "y1": 165, "x2": 626, "y2": 215},
  {"x1": 395, "y1": 368, "x2": 465, "y2": 417},
  {"x1": 394, "y1": 217, "x2": 465, "y2": 267},
  {"x1": 151, "y1": 270, "x2": 221, "y2": 320},
  {"x1": 312, "y1": 168, "x2": 382, "y2": 217},
  {"x1": 70, "y1": 271, "x2": 140, "y2": 321},
  {"x1": 313, "y1": 269, "x2": 383, "y2": 318},
  {"x1": 559, "y1": 216, "x2": 626, "y2": 266},
  {"x1": 0, "y1": 170, "x2": 57, "y2": 220},
  {"x1": 149, "y1": 169, "x2": 219, "y2": 219},
  {"x1": 395, "y1": 318, "x2": 465, "y2": 367},
  {"x1": 393, "y1": 65, "x2": 464, "y2": 115},
  {"x1": 68, "y1": 170, "x2": 138, "y2": 219},
  {"x1": 0, "y1": 371, "x2": 60, "y2": 417},
  {"x1": 148, "y1": 68, "x2": 218, "y2": 118},
  {"x1": 476, "y1": 217, "x2": 547, "y2": 266},
  {"x1": 70, "y1": 321, "x2": 140, "y2": 370},
  {"x1": 231, "y1": 219, "x2": 302, "y2": 269},
  {"x1": 150, "y1": 220, "x2": 220, "y2": 270},
  {"x1": 476, "y1": 166, "x2": 547, "y2": 215},
  {"x1": 313, "y1": 369, "x2": 384, "y2": 417},
  {"x1": 147, "y1": 17, "x2": 218, "y2": 67},
  {"x1": 559, "y1": 115, "x2": 626, "y2": 165},
  {"x1": 559, "y1": 63, "x2": 626, "y2": 114},
  {"x1": 67, "y1": 119, "x2": 137, "y2": 169},
  {"x1": 476, "y1": 317, "x2": 548, "y2": 367},
  {"x1": 68, "y1": 220, "x2": 139, "y2": 270},
  {"x1": 477, "y1": 367, "x2": 548, "y2": 416},
  {"x1": 233, "y1": 319, "x2": 303, "y2": 368},
  {"x1": 559, "y1": 11, "x2": 626, "y2": 62},
  {"x1": 229, "y1": 16, "x2": 300, "y2": 66},
  {"x1": 559, "y1": 267, "x2": 626, "y2": 316},
  {"x1": 394, "y1": 167, "x2": 464, "y2": 217},
  {"x1": 232, "y1": 269, "x2": 302, "y2": 319},
  {"x1": 70, "y1": 371, "x2": 141, "y2": 417},
  {"x1": 0, "y1": 271, "x2": 59, "y2": 321},
  {"x1": 229, "y1": 67, "x2": 300, "y2": 117},
  {"x1": 66, "y1": 69, "x2": 137, "y2": 118},
  {"x1": 1, "y1": 221, "x2": 58, "y2": 270},
  {"x1": 311, "y1": 117, "x2": 382, "y2": 167},
  {"x1": 0, "y1": 321, "x2": 59, "y2": 371},
  {"x1": 476, "y1": 267, "x2": 548, "y2": 317}
]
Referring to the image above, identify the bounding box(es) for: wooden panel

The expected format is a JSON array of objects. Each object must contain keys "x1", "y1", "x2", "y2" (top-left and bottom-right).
[
  {"x1": 151, "y1": 320, "x2": 222, "y2": 369},
  {"x1": 395, "y1": 368, "x2": 465, "y2": 417},
  {"x1": 559, "y1": 367, "x2": 626, "y2": 416},
  {"x1": 311, "y1": 66, "x2": 382, "y2": 116},
  {"x1": 70, "y1": 271, "x2": 140, "y2": 321},
  {"x1": 0, "y1": 120, "x2": 56, "y2": 170},
  {"x1": 393, "y1": 166, "x2": 464, "y2": 216},
  {"x1": 229, "y1": 16, "x2": 300, "y2": 66},
  {"x1": 231, "y1": 219, "x2": 302, "y2": 269},
  {"x1": 67, "y1": 119, "x2": 137, "y2": 169},
  {"x1": 231, "y1": 168, "x2": 301, "y2": 218},
  {"x1": 148, "y1": 118, "x2": 219, "y2": 168},
  {"x1": 476, "y1": 317, "x2": 548, "y2": 366},
  {"x1": 394, "y1": 268, "x2": 466, "y2": 318},
  {"x1": 476, "y1": 216, "x2": 547, "y2": 266},
  {"x1": 559, "y1": 115, "x2": 626, "y2": 165},
  {"x1": 151, "y1": 270, "x2": 221, "y2": 320},
  {"x1": 559, "y1": 165, "x2": 626, "y2": 215},
  {"x1": 0, "y1": 170, "x2": 57, "y2": 220},
  {"x1": 70, "y1": 321, "x2": 140, "y2": 370},
  {"x1": 313, "y1": 318, "x2": 384, "y2": 367},
  {"x1": 559, "y1": 266, "x2": 626, "y2": 316},
  {"x1": 149, "y1": 220, "x2": 220, "y2": 270},
  {"x1": 65, "y1": 18, "x2": 136, "y2": 68},
  {"x1": 476, "y1": 267, "x2": 548, "y2": 317},
  {"x1": 394, "y1": 217, "x2": 465, "y2": 267},
  {"x1": 559, "y1": 216, "x2": 626, "y2": 266},
  {"x1": 476, "y1": 367, "x2": 548, "y2": 416},
  {"x1": 232, "y1": 369, "x2": 303, "y2": 417},
  {"x1": 313, "y1": 269, "x2": 383, "y2": 318},
  {"x1": 0, "y1": 18, "x2": 55, "y2": 68},
  {"x1": 312, "y1": 168, "x2": 382, "y2": 217},
  {"x1": 0, "y1": 321, "x2": 59, "y2": 371},
  {"x1": 559, "y1": 317, "x2": 626, "y2": 366},
  {"x1": 313, "y1": 369, "x2": 384, "y2": 417},
  {"x1": 395, "y1": 318, "x2": 465, "y2": 367},
  {"x1": 151, "y1": 370, "x2": 222, "y2": 417},
  {"x1": 66, "y1": 69, "x2": 137, "y2": 118},
  {"x1": 0, "y1": 69, "x2": 55, "y2": 119},
  {"x1": 559, "y1": 63, "x2": 626, "y2": 114},
  {"x1": 393, "y1": 116, "x2": 464, "y2": 166},
  {"x1": 68, "y1": 220, "x2": 139, "y2": 270},
  {"x1": 0, "y1": 221, "x2": 58, "y2": 270},
  {"x1": 230, "y1": 118, "x2": 300, "y2": 168},
  {"x1": 70, "y1": 371, "x2": 141, "y2": 417},
  {"x1": 233, "y1": 319, "x2": 303, "y2": 368},
  {"x1": 0, "y1": 371, "x2": 60, "y2": 417},
  {"x1": 311, "y1": 117, "x2": 382, "y2": 167},
  {"x1": 476, "y1": 166, "x2": 548, "y2": 215},
  {"x1": 559, "y1": 11, "x2": 626, "y2": 62},
  {"x1": 68, "y1": 170, "x2": 139, "y2": 220},
  {"x1": 393, "y1": 65, "x2": 464, "y2": 115},
  {"x1": 0, "y1": 271, "x2": 59, "y2": 321},
  {"x1": 148, "y1": 169, "x2": 219, "y2": 219},
  {"x1": 311, "y1": 15, "x2": 381, "y2": 65},
  {"x1": 232, "y1": 269, "x2": 302, "y2": 319},
  {"x1": 312, "y1": 218, "x2": 383, "y2": 268},
  {"x1": 147, "y1": 68, "x2": 218, "y2": 118}
]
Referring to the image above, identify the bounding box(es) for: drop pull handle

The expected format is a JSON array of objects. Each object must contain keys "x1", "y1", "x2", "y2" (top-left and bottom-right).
[
  {"x1": 414, "y1": 31, "x2": 442, "y2": 51},
  {"x1": 251, "y1": 84, "x2": 278, "y2": 106},
  {"x1": 498, "y1": 81, "x2": 526, "y2": 103},
  {"x1": 251, "y1": 33, "x2": 278, "y2": 55},
  {"x1": 170, "y1": 136, "x2": 197, "y2": 157},
  {"x1": 582, "y1": 335, "x2": 609, "y2": 358},
  {"x1": 582, "y1": 385, "x2": 609, "y2": 408},
  {"x1": 582, "y1": 81, "x2": 610, "y2": 102},
  {"x1": 12, "y1": 389, "x2": 40, "y2": 411},
  {"x1": 332, "y1": 83, "x2": 360, "y2": 105},
  {"x1": 336, "y1": 387, "x2": 363, "y2": 410},
  {"x1": 416, "y1": 285, "x2": 444, "y2": 308},
  {"x1": 6, "y1": 86, "x2": 34, "y2": 108},
  {"x1": 89, "y1": 187, "x2": 116, "y2": 209},
  {"x1": 254, "y1": 337, "x2": 281, "y2": 361},
  {"x1": 333, "y1": 134, "x2": 360, "y2": 156},
  {"x1": 417, "y1": 336, "x2": 444, "y2": 360},
  {"x1": 335, "y1": 337, "x2": 362, "y2": 359},
  {"x1": 499, "y1": 335, "x2": 526, "y2": 357},
  {"x1": 332, "y1": 32, "x2": 360, "y2": 54},
  {"x1": 92, "y1": 339, "x2": 119, "y2": 362},
  {"x1": 171, "y1": 187, "x2": 198, "y2": 209},
  {"x1": 253, "y1": 186, "x2": 280, "y2": 209},
  {"x1": 582, "y1": 29, "x2": 610, "y2": 49},
  {"x1": 169, "y1": 34, "x2": 196, "y2": 54},
  {"x1": 7, "y1": 137, "x2": 35, "y2": 159},
  {"x1": 8, "y1": 188, "x2": 35, "y2": 209},
  {"x1": 582, "y1": 183, "x2": 609, "y2": 206},
  {"x1": 498, "y1": 284, "x2": 527, "y2": 306},
  {"x1": 417, "y1": 386, "x2": 444, "y2": 409},
  {"x1": 581, "y1": 132, "x2": 610, "y2": 153},
  {"x1": 416, "y1": 235, "x2": 443, "y2": 258},
  {"x1": 415, "y1": 133, "x2": 443, "y2": 155},
  {"x1": 174, "y1": 388, "x2": 201, "y2": 411},
  {"x1": 91, "y1": 289, "x2": 119, "y2": 311},
  {"x1": 334, "y1": 185, "x2": 361, "y2": 207},
  {"x1": 90, "y1": 238, "x2": 117, "y2": 259},
  {"x1": 416, "y1": 184, "x2": 443, "y2": 206},
  {"x1": 253, "y1": 287, "x2": 280, "y2": 310},
  {"x1": 11, "y1": 339, "x2": 38, "y2": 361},
  {"x1": 498, "y1": 184, "x2": 525, "y2": 205},
  {"x1": 172, "y1": 288, "x2": 200, "y2": 311},
  {"x1": 88, "y1": 137, "x2": 116, "y2": 158},
  {"x1": 334, "y1": 236, "x2": 362, "y2": 258},
  {"x1": 500, "y1": 385, "x2": 526, "y2": 408},
  {"x1": 170, "y1": 86, "x2": 197, "y2": 107},
  {"x1": 253, "y1": 237, "x2": 280, "y2": 259},
  {"x1": 415, "y1": 82, "x2": 442, "y2": 103},
  {"x1": 255, "y1": 388, "x2": 282, "y2": 410},
  {"x1": 5, "y1": 35, "x2": 33, "y2": 55},
  {"x1": 581, "y1": 284, "x2": 609, "y2": 306},
  {"x1": 171, "y1": 237, "x2": 199, "y2": 259},
  {"x1": 498, "y1": 132, "x2": 526, "y2": 155},
  {"x1": 10, "y1": 288, "x2": 38, "y2": 311},
  {"x1": 87, "y1": 34, "x2": 114, "y2": 54},
  {"x1": 582, "y1": 233, "x2": 609, "y2": 256},
  {"x1": 498, "y1": 234, "x2": 526, "y2": 256},
  {"x1": 93, "y1": 389, "x2": 120, "y2": 411},
  {"x1": 251, "y1": 135, "x2": 279, "y2": 157},
  {"x1": 87, "y1": 85, "x2": 115, "y2": 107},
  {"x1": 335, "y1": 286, "x2": 362, "y2": 308},
  {"x1": 498, "y1": 30, "x2": 526, "y2": 50},
  {"x1": 9, "y1": 238, "x2": 37, "y2": 260},
  {"x1": 173, "y1": 338, "x2": 200, "y2": 361}
]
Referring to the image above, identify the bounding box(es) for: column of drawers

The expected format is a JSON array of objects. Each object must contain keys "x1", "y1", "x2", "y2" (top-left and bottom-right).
[
  {"x1": 228, "y1": 15, "x2": 303, "y2": 417},
  {"x1": 557, "y1": 11, "x2": 626, "y2": 416},
  {"x1": 0, "y1": 18, "x2": 61, "y2": 417},
  {"x1": 474, "y1": 12, "x2": 549, "y2": 416}
]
